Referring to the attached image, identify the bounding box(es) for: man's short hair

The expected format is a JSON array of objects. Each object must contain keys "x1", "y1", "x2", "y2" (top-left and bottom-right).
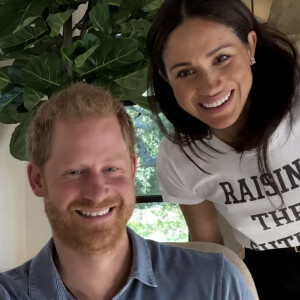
[{"x1": 27, "y1": 82, "x2": 136, "y2": 167}]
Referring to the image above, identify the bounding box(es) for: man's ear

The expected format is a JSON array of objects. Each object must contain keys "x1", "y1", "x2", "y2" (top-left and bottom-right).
[
  {"x1": 159, "y1": 69, "x2": 169, "y2": 83},
  {"x1": 27, "y1": 162, "x2": 45, "y2": 197},
  {"x1": 247, "y1": 30, "x2": 257, "y2": 59},
  {"x1": 131, "y1": 153, "x2": 138, "y2": 180}
]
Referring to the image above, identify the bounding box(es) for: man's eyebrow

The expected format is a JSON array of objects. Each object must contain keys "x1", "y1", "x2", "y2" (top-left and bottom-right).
[
  {"x1": 170, "y1": 44, "x2": 233, "y2": 71},
  {"x1": 105, "y1": 153, "x2": 127, "y2": 162},
  {"x1": 61, "y1": 154, "x2": 127, "y2": 166},
  {"x1": 206, "y1": 44, "x2": 233, "y2": 57}
]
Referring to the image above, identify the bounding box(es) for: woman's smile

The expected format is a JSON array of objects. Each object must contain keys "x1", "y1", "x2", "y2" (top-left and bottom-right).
[{"x1": 163, "y1": 18, "x2": 256, "y2": 134}]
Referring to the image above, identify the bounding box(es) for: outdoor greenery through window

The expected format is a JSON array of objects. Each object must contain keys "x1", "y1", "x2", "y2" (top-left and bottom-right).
[{"x1": 126, "y1": 105, "x2": 188, "y2": 242}]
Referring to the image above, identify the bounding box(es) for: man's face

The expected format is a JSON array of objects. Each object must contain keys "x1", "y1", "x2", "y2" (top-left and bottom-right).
[{"x1": 28, "y1": 116, "x2": 137, "y2": 253}]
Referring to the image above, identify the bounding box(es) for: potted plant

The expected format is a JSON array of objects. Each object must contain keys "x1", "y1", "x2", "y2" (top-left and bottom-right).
[{"x1": 0, "y1": 0, "x2": 162, "y2": 160}]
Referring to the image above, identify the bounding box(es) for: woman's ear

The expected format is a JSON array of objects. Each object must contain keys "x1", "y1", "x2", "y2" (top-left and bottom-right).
[
  {"x1": 27, "y1": 162, "x2": 45, "y2": 197},
  {"x1": 159, "y1": 69, "x2": 169, "y2": 83},
  {"x1": 247, "y1": 30, "x2": 257, "y2": 58}
]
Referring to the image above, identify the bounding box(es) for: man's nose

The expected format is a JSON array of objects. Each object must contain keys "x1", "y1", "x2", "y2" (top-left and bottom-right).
[{"x1": 82, "y1": 173, "x2": 109, "y2": 202}]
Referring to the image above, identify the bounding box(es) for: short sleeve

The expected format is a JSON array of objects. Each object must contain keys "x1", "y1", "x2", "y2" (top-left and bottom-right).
[{"x1": 156, "y1": 138, "x2": 206, "y2": 205}]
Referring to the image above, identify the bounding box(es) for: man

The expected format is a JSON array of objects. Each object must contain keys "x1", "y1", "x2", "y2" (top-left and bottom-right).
[{"x1": 0, "y1": 83, "x2": 254, "y2": 299}]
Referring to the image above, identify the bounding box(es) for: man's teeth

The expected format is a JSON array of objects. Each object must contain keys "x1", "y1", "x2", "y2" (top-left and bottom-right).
[
  {"x1": 202, "y1": 91, "x2": 231, "y2": 108},
  {"x1": 79, "y1": 209, "x2": 110, "y2": 217}
]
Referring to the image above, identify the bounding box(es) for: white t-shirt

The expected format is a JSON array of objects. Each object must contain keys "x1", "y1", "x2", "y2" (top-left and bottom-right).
[{"x1": 157, "y1": 113, "x2": 300, "y2": 250}]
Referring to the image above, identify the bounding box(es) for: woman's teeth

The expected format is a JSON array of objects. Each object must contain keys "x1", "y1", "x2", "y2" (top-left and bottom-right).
[{"x1": 202, "y1": 91, "x2": 231, "y2": 108}]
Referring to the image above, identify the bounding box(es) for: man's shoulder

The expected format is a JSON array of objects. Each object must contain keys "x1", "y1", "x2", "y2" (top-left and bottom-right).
[
  {"x1": 0, "y1": 240, "x2": 53, "y2": 299},
  {"x1": 144, "y1": 240, "x2": 254, "y2": 299},
  {"x1": 129, "y1": 228, "x2": 225, "y2": 272},
  {"x1": 146, "y1": 239, "x2": 225, "y2": 271},
  {"x1": 0, "y1": 260, "x2": 31, "y2": 299}
]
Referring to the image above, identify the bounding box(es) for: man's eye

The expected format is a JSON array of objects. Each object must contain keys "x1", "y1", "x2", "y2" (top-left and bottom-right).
[
  {"x1": 105, "y1": 167, "x2": 117, "y2": 172},
  {"x1": 215, "y1": 54, "x2": 231, "y2": 64},
  {"x1": 177, "y1": 69, "x2": 194, "y2": 78},
  {"x1": 69, "y1": 170, "x2": 81, "y2": 175}
]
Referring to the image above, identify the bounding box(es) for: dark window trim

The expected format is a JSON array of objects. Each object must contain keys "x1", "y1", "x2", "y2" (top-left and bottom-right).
[{"x1": 136, "y1": 195, "x2": 163, "y2": 203}]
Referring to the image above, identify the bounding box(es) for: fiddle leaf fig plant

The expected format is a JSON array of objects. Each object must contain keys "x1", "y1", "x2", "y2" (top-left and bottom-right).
[{"x1": 0, "y1": 0, "x2": 162, "y2": 160}]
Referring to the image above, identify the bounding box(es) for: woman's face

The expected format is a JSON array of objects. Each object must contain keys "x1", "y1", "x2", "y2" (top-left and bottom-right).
[{"x1": 162, "y1": 18, "x2": 256, "y2": 131}]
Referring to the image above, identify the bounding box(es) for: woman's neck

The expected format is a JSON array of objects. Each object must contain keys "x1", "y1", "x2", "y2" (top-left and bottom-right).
[{"x1": 210, "y1": 99, "x2": 250, "y2": 148}]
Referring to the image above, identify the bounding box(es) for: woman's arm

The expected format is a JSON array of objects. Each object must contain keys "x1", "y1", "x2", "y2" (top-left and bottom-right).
[{"x1": 180, "y1": 200, "x2": 224, "y2": 244}]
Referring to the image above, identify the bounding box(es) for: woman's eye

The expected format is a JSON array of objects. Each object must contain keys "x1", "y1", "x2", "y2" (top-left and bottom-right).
[
  {"x1": 215, "y1": 54, "x2": 231, "y2": 64},
  {"x1": 177, "y1": 69, "x2": 194, "y2": 78}
]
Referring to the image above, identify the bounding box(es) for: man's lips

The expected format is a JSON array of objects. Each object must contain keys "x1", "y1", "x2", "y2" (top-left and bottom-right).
[{"x1": 76, "y1": 207, "x2": 113, "y2": 217}]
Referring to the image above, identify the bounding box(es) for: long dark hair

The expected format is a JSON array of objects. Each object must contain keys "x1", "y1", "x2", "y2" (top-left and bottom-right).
[{"x1": 147, "y1": 0, "x2": 299, "y2": 201}]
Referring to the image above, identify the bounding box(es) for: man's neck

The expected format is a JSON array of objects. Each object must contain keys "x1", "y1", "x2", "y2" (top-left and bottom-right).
[{"x1": 53, "y1": 231, "x2": 132, "y2": 300}]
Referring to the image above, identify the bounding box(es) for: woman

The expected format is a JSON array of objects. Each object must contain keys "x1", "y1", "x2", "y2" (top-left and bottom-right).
[{"x1": 147, "y1": 0, "x2": 300, "y2": 298}]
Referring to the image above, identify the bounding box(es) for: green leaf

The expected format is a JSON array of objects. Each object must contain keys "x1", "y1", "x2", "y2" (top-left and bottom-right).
[
  {"x1": 6, "y1": 66, "x2": 24, "y2": 85},
  {"x1": 141, "y1": 0, "x2": 164, "y2": 12},
  {"x1": 8, "y1": 104, "x2": 29, "y2": 123},
  {"x1": 89, "y1": 0, "x2": 110, "y2": 32},
  {"x1": 0, "y1": 0, "x2": 50, "y2": 36},
  {"x1": 0, "y1": 86, "x2": 23, "y2": 123},
  {"x1": 0, "y1": 86, "x2": 23, "y2": 111},
  {"x1": 0, "y1": 53, "x2": 9, "y2": 61},
  {"x1": 109, "y1": 0, "x2": 122, "y2": 6},
  {"x1": 115, "y1": 66, "x2": 147, "y2": 91},
  {"x1": 46, "y1": 9, "x2": 75, "y2": 37},
  {"x1": 77, "y1": 37, "x2": 144, "y2": 77},
  {"x1": 0, "y1": 19, "x2": 48, "y2": 53},
  {"x1": 10, "y1": 113, "x2": 35, "y2": 160},
  {"x1": 113, "y1": 0, "x2": 142, "y2": 23},
  {"x1": 23, "y1": 87, "x2": 44, "y2": 111},
  {"x1": 0, "y1": 68, "x2": 11, "y2": 91},
  {"x1": 22, "y1": 35, "x2": 63, "y2": 57},
  {"x1": 22, "y1": 53, "x2": 64, "y2": 95},
  {"x1": 115, "y1": 67, "x2": 149, "y2": 108},
  {"x1": 61, "y1": 40, "x2": 86, "y2": 65},
  {"x1": 13, "y1": 16, "x2": 38, "y2": 33},
  {"x1": 0, "y1": 110, "x2": 17, "y2": 124},
  {"x1": 120, "y1": 19, "x2": 151, "y2": 38},
  {"x1": 61, "y1": 34, "x2": 100, "y2": 65},
  {"x1": 91, "y1": 77, "x2": 123, "y2": 96},
  {"x1": 11, "y1": 54, "x2": 34, "y2": 69},
  {"x1": 82, "y1": 33, "x2": 101, "y2": 48},
  {"x1": 74, "y1": 45, "x2": 99, "y2": 68}
]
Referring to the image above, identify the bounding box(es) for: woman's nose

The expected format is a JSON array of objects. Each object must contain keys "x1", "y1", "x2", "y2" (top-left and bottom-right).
[{"x1": 197, "y1": 70, "x2": 222, "y2": 96}]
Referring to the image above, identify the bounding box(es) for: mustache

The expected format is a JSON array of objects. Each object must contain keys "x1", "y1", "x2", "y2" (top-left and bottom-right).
[{"x1": 67, "y1": 195, "x2": 126, "y2": 210}]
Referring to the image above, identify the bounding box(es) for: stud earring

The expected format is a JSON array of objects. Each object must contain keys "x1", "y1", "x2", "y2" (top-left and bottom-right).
[{"x1": 250, "y1": 57, "x2": 256, "y2": 65}]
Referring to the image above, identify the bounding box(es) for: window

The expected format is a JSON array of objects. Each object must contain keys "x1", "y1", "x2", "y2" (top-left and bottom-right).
[{"x1": 126, "y1": 105, "x2": 188, "y2": 242}]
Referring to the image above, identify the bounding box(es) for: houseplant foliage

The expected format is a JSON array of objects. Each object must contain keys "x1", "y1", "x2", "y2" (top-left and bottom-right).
[{"x1": 0, "y1": 0, "x2": 163, "y2": 160}]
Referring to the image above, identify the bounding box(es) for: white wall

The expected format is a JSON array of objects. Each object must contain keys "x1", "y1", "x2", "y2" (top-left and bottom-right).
[
  {"x1": 24, "y1": 182, "x2": 51, "y2": 260},
  {"x1": 0, "y1": 124, "x2": 27, "y2": 271},
  {"x1": 0, "y1": 124, "x2": 51, "y2": 271}
]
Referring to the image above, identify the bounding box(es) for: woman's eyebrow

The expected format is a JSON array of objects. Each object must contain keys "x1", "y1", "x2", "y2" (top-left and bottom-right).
[
  {"x1": 206, "y1": 44, "x2": 233, "y2": 57},
  {"x1": 169, "y1": 44, "x2": 234, "y2": 71},
  {"x1": 170, "y1": 62, "x2": 192, "y2": 71}
]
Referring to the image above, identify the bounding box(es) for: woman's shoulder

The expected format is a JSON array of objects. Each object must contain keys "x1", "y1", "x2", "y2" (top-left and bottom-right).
[{"x1": 158, "y1": 137, "x2": 185, "y2": 160}]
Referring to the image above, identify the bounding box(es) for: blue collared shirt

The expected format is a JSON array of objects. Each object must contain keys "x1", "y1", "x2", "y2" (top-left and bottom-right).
[{"x1": 0, "y1": 227, "x2": 254, "y2": 299}]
